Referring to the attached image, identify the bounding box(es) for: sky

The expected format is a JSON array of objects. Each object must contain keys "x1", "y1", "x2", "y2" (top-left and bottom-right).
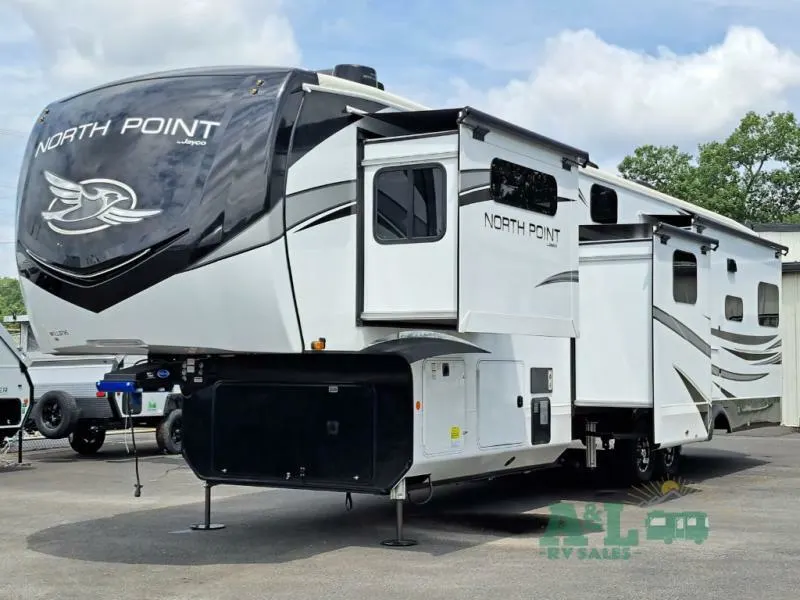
[{"x1": 2, "y1": 0, "x2": 800, "y2": 276}]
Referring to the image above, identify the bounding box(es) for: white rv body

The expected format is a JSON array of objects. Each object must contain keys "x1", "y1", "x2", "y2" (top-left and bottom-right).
[
  {"x1": 576, "y1": 169, "x2": 784, "y2": 434},
  {"x1": 11, "y1": 64, "x2": 786, "y2": 540}
]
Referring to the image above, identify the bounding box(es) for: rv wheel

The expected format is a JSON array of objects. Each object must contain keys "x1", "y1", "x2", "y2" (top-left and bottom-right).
[
  {"x1": 31, "y1": 391, "x2": 80, "y2": 439},
  {"x1": 656, "y1": 445, "x2": 681, "y2": 479},
  {"x1": 614, "y1": 434, "x2": 654, "y2": 485},
  {"x1": 69, "y1": 424, "x2": 106, "y2": 455},
  {"x1": 155, "y1": 409, "x2": 182, "y2": 454}
]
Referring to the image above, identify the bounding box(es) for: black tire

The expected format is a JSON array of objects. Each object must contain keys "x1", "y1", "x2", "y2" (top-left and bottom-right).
[
  {"x1": 614, "y1": 432, "x2": 655, "y2": 486},
  {"x1": 655, "y1": 445, "x2": 681, "y2": 479},
  {"x1": 69, "y1": 423, "x2": 106, "y2": 455},
  {"x1": 155, "y1": 409, "x2": 182, "y2": 454},
  {"x1": 31, "y1": 391, "x2": 80, "y2": 439}
]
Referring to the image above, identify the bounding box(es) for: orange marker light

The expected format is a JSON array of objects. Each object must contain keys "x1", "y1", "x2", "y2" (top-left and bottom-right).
[
  {"x1": 310, "y1": 337, "x2": 326, "y2": 350},
  {"x1": 415, "y1": 401, "x2": 422, "y2": 411}
]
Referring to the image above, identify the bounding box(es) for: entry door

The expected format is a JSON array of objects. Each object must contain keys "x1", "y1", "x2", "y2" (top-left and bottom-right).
[
  {"x1": 652, "y1": 232, "x2": 713, "y2": 446},
  {"x1": 361, "y1": 134, "x2": 458, "y2": 323}
]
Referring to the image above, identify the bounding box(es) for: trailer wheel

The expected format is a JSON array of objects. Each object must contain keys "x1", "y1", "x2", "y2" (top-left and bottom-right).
[
  {"x1": 655, "y1": 445, "x2": 681, "y2": 479},
  {"x1": 155, "y1": 409, "x2": 182, "y2": 454},
  {"x1": 68, "y1": 423, "x2": 106, "y2": 455},
  {"x1": 31, "y1": 391, "x2": 80, "y2": 439},
  {"x1": 614, "y1": 433, "x2": 654, "y2": 485}
]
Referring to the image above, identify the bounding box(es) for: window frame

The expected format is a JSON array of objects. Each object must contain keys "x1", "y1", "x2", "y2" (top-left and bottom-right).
[
  {"x1": 672, "y1": 249, "x2": 698, "y2": 305},
  {"x1": 757, "y1": 281, "x2": 780, "y2": 328},
  {"x1": 489, "y1": 157, "x2": 558, "y2": 216},
  {"x1": 724, "y1": 294, "x2": 743, "y2": 323},
  {"x1": 372, "y1": 162, "x2": 447, "y2": 245},
  {"x1": 589, "y1": 183, "x2": 618, "y2": 224}
]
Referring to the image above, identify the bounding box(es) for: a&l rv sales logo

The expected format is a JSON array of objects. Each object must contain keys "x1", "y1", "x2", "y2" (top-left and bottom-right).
[
  {"x1": 40, "y1": 170, "x2": 161, "y2": 236},
  {"x1": 538, "y1": 478, "x2": 709, "y2": 560}
]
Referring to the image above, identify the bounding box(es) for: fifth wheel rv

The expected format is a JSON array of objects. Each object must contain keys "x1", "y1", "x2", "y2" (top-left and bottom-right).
[{"x1": 13, "y1": 63, "x2": 786, "y2": 545}]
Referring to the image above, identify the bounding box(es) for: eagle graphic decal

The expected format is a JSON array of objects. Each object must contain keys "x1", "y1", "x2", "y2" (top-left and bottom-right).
[{"x1": 40, "y1": 170, "x2": 162, "y2": 235}]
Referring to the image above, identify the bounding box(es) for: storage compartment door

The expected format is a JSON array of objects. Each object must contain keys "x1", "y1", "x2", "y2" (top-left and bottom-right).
[
  {"x1": 477, "y1": 360, "x2": 527, "y2": 448},
  {"x1": 212, "y1": 383, "x2": 375, "y2": 483},
  {"x1": 422, "y1": 359, "x2": 467, "y2": 456},
  {"x1": 652, "y1": 235, "x2": 713, "y2": 446}
]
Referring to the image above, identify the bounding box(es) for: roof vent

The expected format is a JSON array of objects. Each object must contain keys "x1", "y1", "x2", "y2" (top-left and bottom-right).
[{"x1": 332, "y1": 64, "x2": 380, "y2": 88}]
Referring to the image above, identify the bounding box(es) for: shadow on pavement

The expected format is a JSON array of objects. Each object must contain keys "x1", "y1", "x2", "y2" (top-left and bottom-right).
[{"x1": 25, "y1": 444, "x2": 766, "y2": 566}]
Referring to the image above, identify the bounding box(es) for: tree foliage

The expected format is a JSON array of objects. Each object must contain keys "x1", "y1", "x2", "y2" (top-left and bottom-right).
[
  {"x1": 0, "y1": 277, "x2": 25, "y2": 319},
  {"x1": 617, "y1": 111, "x2": 800, "y2": 224}
]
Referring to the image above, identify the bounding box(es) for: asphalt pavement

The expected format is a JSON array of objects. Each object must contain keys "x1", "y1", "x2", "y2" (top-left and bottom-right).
[{"x1": 1, "y1": 426, "x2": 799, "y2": 600}]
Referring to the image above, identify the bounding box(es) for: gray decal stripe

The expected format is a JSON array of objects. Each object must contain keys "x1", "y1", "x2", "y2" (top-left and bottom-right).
[
  {"x1": 674, "y1": 365, "x2": 710, "y2": 434},
  {"x1": 674, "y1": 367, "x2": 708, "y2": 405},
  {"x1": 712, "y1": 366, "x2": 768, "y2": 381},
  {"x1": 711, "y1": 328, "x2": 777, "y2": 346},
  {"x1": 578, "y1": 188, "x2": 588, "y2": 207},
  {"x1": 459, "y1": 169, "x2": 489, "y2": 192},
  {"x1": 460, "y1": 183, "x2": 490, "y2": 194},
  {"x1": 653, "y1": 307, "x2": 711, "y2": 357},
  {"x1": 536, "y1": 270, "x2": 579, "y2": 287},
  {"x1": 286, "y1": 180, "x2": 357, "y2": 230},
  {"x1": 753, "y1": 354, "x2": 782, "y2": 366},
  {"x1": 294, "y1": 202, "x2": 355, "y2": 233},
  {"x1": 723, "y1": 347, "x2": 780, "y2": 362},
  {"x1": 766, "y1": 339, "x2": 782, "y2": 350},
  {"x1": 459, "y1": 187, "x2": 490, "y2": 206},
  {"x1": 714, "y1": 383, "x2": 736, "y2": 399}
]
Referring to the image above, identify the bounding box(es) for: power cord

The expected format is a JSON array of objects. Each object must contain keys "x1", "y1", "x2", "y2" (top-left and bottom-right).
[
  {"x1": 126, "y1": 392, "x2": 142, "y2": 498},
  {"x1": 407, "y1": 477, "x2": 434, "y2": 505}
]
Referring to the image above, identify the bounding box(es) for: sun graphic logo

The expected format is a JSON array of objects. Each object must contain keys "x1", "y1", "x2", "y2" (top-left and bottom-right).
[{"x1": 627, "y1": 477, "x2": 698, "y2": 507}]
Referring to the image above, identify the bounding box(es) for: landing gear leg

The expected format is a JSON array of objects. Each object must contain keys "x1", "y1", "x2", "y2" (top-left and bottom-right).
[
  {"x1": 381, "y1": 479, "x2": 417, "y2": 547},
  {"x1": 190, "y1": 481, "x2": 225, "y2": 531}
]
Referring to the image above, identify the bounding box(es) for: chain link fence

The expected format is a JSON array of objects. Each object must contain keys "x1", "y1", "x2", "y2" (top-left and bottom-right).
[{"x1": 1, "y1": 426, "x2": 160, "y2": 469}]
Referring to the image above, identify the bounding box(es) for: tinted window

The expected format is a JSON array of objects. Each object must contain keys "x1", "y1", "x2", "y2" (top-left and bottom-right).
[
  {"x1": 725, "y1": 295, "x2": 743, "y2": 322},
  {"x1": 490, "y1": 157, "x2": 557, "y2": 216},
  {"x1": 673, "y1": 250, "x2": 697, "y2": 304},
  {"x1": 590, "y1": 184, "x2": 618, "y2": 224},
  {"x1": 374, "y1": 165, "x2": 445, "y2": 242},
  {"x1": 758, "y1": 282, "x2": 779, "y2": 327}
]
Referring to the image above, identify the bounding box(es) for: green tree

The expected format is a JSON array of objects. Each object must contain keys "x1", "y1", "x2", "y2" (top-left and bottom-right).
[
  {"x1": 617, "y1": 111, "x2": 800, "y2": 224},
  {"x1": 0, "y1": 277, "x2": 26, "y2": 318}
]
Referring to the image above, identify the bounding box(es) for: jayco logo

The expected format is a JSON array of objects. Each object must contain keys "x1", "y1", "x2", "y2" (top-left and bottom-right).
[{"x1": 40, "y1": 170, "x2": 161, "y2": 236}]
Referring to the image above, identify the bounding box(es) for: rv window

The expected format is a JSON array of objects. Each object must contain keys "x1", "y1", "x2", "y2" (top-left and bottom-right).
[
  {"x1": 490, "y1": 157, "x2": 557, "y2": 216},
  {"x1": 590, "y1": 184, "x2": 618, "y2": 224},
  {"x1": 725, "y1": 295, "x2": 743, "y2": 322},
  {"x1": 374, "y1": 165, "x2": 446, "y2": 243},
  {"x1": 758, "y1": 282, "x2": 779, "y2": 327},
  {"x1": 672, "y1": 250, "x2": 697, "y2": 304}
]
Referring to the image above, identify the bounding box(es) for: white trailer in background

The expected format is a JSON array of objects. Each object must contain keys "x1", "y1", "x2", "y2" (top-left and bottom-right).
[
  {"x1": 11, "y1": 63, "x2": 786, "y2": 544},
  {"x1": 3, "y1": 315, "x2": 183, "y2": 455},
  {"x1": 0, "y1": 320, "x2": 33, "y2": 456}
]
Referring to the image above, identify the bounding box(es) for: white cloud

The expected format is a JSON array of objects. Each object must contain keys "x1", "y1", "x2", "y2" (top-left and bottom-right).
[
  {"x1": 447, "y1": 26, "x2": 800, "y2": 169},
  {"x1": 1, "y1": 0, "x2": 302, "y2": 133}
]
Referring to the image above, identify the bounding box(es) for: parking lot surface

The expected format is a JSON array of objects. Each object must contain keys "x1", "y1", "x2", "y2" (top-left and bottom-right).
[{"x1": 1, "y1": 427, "x2": 799, "y2": 600}]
